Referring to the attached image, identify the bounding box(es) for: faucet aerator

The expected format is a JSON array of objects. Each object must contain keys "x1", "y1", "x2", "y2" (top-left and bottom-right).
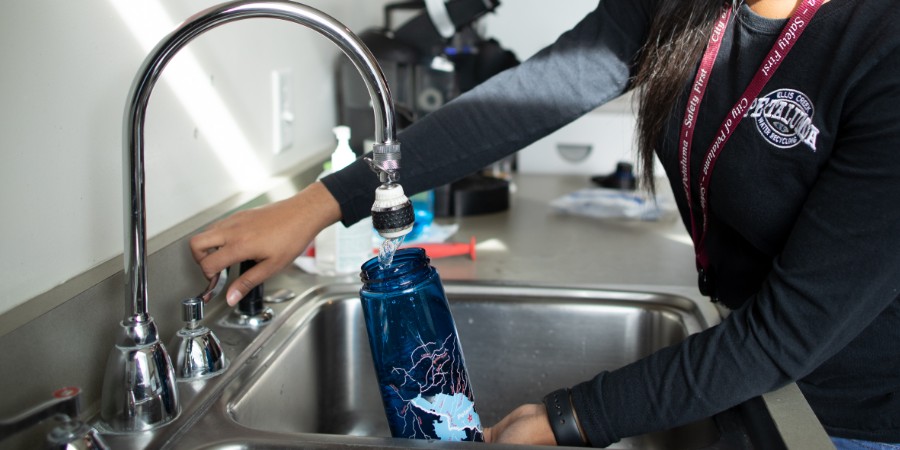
[{"x1": 372, "y1": 184, "x2": 415, "y2": 238}]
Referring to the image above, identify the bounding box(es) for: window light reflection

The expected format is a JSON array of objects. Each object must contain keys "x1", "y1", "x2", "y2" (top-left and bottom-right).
[{"x1": 109, "y1": 0, "x2": 269, "y2": 191}]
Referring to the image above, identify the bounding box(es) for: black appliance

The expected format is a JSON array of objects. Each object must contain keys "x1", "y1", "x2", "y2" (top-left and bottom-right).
[{"x1": 336, "y1": 0, "x2": 518, "y2": 216}]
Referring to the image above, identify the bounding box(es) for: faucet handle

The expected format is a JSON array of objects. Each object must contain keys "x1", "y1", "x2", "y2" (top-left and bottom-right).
[
  {"x1": 46, "y1": 415, "x2": 108, "y2": 450},
  {"x1": 170, "y1": 269, "x2": 230, "y2": 380},
  {"x1": 197, "y1": 269, "x2": 227, "y2": 304},
  {"x1": 182, "y1": 297, "x2": 204, "y2": 324},
  {"x1": 181, "y1": 268, "x2": 227, "y2": 324},
  {"x1": 0, "y1": 387, "x2": 108, "y2": 449},
  {"x1": 171, "y1": 299, "x2": 227, "y2": 380}
]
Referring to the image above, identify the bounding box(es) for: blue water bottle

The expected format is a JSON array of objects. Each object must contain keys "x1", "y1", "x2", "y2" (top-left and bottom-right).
[{"x1": 359, "y1": 248, "x2": 483, "y2": 442}]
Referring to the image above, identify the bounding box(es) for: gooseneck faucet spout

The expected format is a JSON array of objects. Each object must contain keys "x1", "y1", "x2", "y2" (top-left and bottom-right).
[{"x1": 103, "y1": 0, "x2": 413, "y2": 433}]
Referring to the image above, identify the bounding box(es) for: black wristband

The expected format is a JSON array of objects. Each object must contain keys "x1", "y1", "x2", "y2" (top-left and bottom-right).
[{"x1": 543, "y1": 388, "x2": 589, "y2": 447}]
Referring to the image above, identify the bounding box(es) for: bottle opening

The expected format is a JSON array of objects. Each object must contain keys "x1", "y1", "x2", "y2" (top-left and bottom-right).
[{"x1": 360, "y1": 247, "x2": 430, "y2": 286}]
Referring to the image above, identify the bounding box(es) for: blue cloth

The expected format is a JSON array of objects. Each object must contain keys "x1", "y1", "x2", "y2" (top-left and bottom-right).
[{"x1": 832, "y1": 437, "x2": 900, "y2": 450}]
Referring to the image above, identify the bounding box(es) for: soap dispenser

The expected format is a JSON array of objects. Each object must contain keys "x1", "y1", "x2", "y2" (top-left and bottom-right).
[{"x1": 315, "y1": 126, "x2": 374, "y2": 275}]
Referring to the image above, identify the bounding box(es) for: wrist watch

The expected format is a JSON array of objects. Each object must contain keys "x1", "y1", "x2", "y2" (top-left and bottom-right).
[{"x1": 543, "y1": 388, "x2": 589, "y2": 447}]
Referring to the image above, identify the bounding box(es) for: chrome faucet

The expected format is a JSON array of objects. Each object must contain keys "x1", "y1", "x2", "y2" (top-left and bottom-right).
[
  {"x1": 102, "y1": 0, "x2": 414, "y2": 433},
  {"x1": 1, "y1": 387, "x2": 108, "y2": 449}
]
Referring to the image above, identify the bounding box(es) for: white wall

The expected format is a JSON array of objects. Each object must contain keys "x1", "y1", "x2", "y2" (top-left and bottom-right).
[
  {"x1": 485, "y1": 1, "x2": 652, "y2": 178},
  {"x1": 0, "y1": 0, "x2": 393, "y2": 315},
  {"x1": 482, "y1": 1, "x2": 638, "y2": 176},
  {"x1": 482, "y1": 0, "x2": 599, "y2": 60}
]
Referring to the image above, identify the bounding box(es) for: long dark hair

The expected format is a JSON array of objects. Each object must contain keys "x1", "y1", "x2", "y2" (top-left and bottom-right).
[{"x1": 633, "y1": 0, "x2": 735, "y2": 192}]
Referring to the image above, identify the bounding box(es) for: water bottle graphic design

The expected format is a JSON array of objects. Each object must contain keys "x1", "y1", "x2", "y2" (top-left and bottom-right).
[{"x1": 359, "y1": 248, "x2": 483, "y2": 441}]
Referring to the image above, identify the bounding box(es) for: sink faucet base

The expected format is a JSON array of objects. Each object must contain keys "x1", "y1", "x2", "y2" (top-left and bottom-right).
[
  {"x1": 221, "y1": 308, "x2": 275, "y2": 328},
  {"x1": 100, "y1": 317, "x2": 180, "y2": 432}
]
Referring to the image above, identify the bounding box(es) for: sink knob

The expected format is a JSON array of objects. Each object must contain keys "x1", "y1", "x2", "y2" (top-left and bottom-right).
[
  {"x1": 182, "y1": 297, "x2": 203, "y2": 324},
  {"x1": 170, "y1": 272, "x2": 228, "y2": 380},
  {"x1": 0, "y1": 387, "x2": 109, "y2": 449}
]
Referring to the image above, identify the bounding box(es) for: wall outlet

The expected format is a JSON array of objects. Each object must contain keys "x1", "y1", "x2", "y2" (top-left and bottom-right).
[{"x1": 272, "y1": 69, "x2": 294, "y2": 154}]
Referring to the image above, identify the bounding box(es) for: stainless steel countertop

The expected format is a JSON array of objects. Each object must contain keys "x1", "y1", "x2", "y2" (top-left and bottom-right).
[{"x1": 425, "y1": 174, "x2": 697, "y2": 287}]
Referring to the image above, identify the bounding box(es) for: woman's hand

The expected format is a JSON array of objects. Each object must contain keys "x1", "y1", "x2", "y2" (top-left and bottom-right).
[
  {"x1": 484, "y1": 403, "x2": 557, "y2": 445},
  {"x1": 189, "y1": 181, "x2": 341, "y2": 305}
]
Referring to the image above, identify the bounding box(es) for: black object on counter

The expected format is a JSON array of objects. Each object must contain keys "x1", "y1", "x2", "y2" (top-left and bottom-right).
[
  {"x1": 591, "y1": 162, "x2": 637, "y2": 191},
  {"x1": 434, "y1": 173, "x2": 510, "y2": 217},
  {"x1": 237, "y1": 260, "x2": 265, "y2": 317}
]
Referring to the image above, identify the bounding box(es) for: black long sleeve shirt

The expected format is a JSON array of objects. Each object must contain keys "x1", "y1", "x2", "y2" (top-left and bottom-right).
[{"x1": 322, "y1": 0, "x2": 900, "y2": 444}]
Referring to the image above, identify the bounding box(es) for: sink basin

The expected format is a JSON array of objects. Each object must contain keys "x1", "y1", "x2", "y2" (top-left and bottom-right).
[
  {"x1": 124, "y1": 280, "x2": 830, "y2": 450},
  {"x1": 225, "y1": 282, "x2": 731, "y2": 449}
]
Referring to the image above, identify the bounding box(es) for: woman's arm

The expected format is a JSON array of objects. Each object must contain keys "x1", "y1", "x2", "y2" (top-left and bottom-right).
[
  {"x1": 190, "y1": 0, "x2": 657, "y2": 302},
  {"x1": 322, "y1": 0, "x2": 657, "y2": 225},
  {"x1": 190, "y1": 182, "x2": 340, "y2": 305}
]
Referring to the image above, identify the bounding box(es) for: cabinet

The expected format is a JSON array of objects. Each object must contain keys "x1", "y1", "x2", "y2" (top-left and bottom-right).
[{"x1": 517, "y1": 94, "x2": 637, "y2": 175}]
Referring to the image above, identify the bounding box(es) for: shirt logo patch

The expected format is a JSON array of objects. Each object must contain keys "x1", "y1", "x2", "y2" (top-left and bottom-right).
[{"x1": 746, "y1": 89, "x2": 819, "y2": 151}]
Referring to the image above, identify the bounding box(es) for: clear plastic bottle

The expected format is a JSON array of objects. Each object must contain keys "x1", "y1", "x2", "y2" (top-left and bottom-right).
[
  {"x1": 359, "y1": 248, "x2": 483, "y2": 441},
  {"x1": 315, "y1": 126, "x2": 373, "y2": 275}
]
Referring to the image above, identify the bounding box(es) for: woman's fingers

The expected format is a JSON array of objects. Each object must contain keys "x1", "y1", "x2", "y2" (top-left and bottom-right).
[
  {"x1": 225, "y1": 259, "x2": 280, "y2": 305},
  {"x1": 486, "y1": 404, "x2": 556, "y2": 445},
  {"x1": 196, "y1": 243, "x2": 246, "y2": 280},
  {"x1": 189, "y1": 230, "x2": 225, "y2": 266},
  {"x1": 188, "y1": 181, "x2": 344, "y2": 303}
]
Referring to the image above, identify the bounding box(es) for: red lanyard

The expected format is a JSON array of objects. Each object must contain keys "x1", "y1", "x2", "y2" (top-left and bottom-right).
[{"x1": 679, "y1": 0, "x2": 824, "y2": 296}]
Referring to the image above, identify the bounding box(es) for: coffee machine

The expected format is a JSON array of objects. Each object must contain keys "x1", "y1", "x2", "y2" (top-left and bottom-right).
[{"x1": 336, "y1": 0, "x2": 518, "y2": 216}]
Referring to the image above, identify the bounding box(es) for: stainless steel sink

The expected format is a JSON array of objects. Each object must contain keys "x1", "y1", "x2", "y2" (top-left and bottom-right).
[
  {"x1": 115, "y1": 281, "x2": 830, "y2": 450},
  {"x1": 221, "y1": 282, "x2": 730, "y2": 449}
]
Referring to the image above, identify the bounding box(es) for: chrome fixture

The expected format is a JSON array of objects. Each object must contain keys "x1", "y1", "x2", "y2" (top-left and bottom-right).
[
  {"x1": 169, "y1": 270, "x2": 228, "y2": 380},
  {"x1": 222, "y1": 303, "x2": 275, "y2": 328},
  {"x1": 263, "y1": 287, "x2": 297, "y2": 304},
  {"x1": 0, "y1": 387, "x2": 108, "y2": 449},
  {"x1": 103, "y1": 0, "x2": 413, "y2": 433}
]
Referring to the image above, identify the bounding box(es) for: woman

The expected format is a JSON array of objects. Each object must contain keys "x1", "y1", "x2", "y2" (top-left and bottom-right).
[{"x1": 190, "y1": 0, "x2": 900, "y2": 447}]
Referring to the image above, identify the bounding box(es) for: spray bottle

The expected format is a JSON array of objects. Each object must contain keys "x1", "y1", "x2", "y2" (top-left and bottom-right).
[{"x1": 315, "y1": 126, "x2": 373, "y2": 275}]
